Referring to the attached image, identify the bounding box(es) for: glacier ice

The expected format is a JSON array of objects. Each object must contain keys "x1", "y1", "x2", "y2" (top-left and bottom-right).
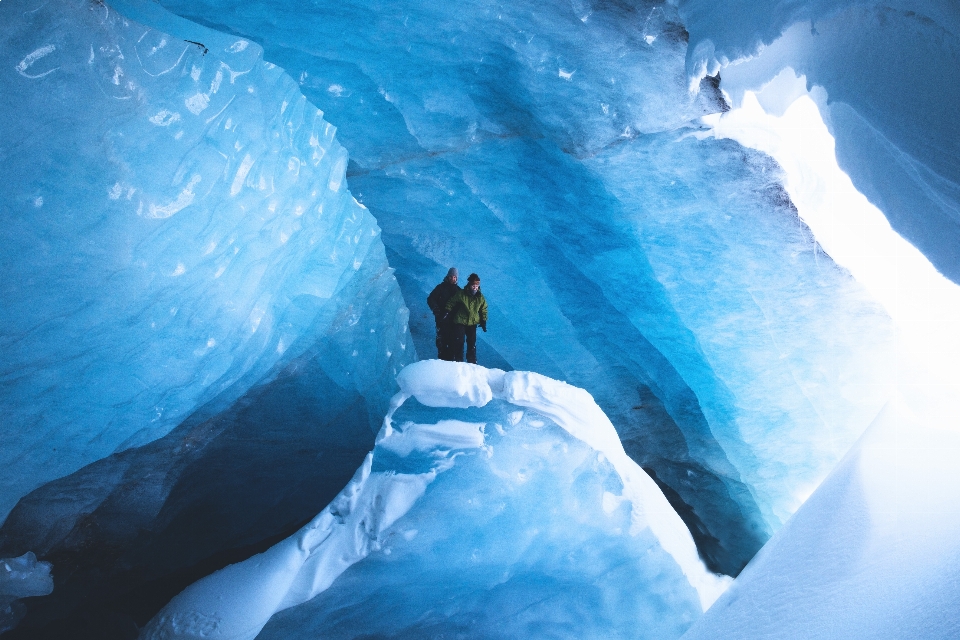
[
  {"x1": 0, "y1": 0, "x2": 412, "y2": 523},
  {"x1": 143, "y1": 361, "x2": 728, "y2": 640},
  {"x1": 0, "y1": 0, "x2": 414, "y2": 635},
  {"x1": 146, "y1": 0, "x2": 899, "y2": 576},
  {"x1": 683, "y1": 395, "x2": 960, "y2": 639},
  {"x1": 0, "y1": 250, "x2": 404, "y2": 638},
  {"x1": 2, "y1": 0, "x2": 958, "y2": 636}
]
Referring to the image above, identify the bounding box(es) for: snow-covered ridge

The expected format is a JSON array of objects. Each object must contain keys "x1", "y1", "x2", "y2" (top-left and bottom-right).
[
  {"x1": 396, "y1": 361, "x2": 730, "y2": 609},
  {"x1": 142, "y1": 361, "x2": 729, "y2": 639}
]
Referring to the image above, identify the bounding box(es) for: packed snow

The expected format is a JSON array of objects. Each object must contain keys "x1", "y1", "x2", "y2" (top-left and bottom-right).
[
  {"x1": 683, "y1": 395, "x2": 960, "y2": 639},
  {"x1": 142, "y1": 361, "x2": 729, "y2": 639}
]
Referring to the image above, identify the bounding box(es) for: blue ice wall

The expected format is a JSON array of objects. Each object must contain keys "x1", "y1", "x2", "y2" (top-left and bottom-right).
[
  {"x1": 0, "y1": 234, "x2": 405, "y2": 636},
  {"x1": 1, "y1": 0, "x2": 910, "y2": 631},
  {"x1": 149, "y1": 0, "x2": 896, "y2": 575},
  {"x1": 0, "y1": 0, "x2": 413, "y2": 523}
]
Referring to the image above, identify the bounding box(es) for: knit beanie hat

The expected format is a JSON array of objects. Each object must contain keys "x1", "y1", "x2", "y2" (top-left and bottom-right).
[
  {"x1": 467, "y1": 273, "x2": 480, "y2": 283},
  {"x1": 446, "y1": 267, "x2": 458, "y2": 281}
]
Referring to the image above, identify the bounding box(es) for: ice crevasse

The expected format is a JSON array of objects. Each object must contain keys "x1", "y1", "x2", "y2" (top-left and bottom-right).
[{"x1": 142, "y1": 360, "x2": 730, "y2": 640}]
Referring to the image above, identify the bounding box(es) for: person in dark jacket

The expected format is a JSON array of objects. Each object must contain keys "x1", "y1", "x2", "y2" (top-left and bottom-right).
[
  {"x1": 443, "y1": 272, "x2": 488, "y2": 364},
  {"x1": 426, "y1": 267, "x2": 460, "y2": 360}
]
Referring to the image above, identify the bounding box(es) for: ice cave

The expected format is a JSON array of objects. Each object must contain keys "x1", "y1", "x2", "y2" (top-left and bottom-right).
[{"x1": 1, "y1": 0, "x2": 958, "y2": 637}]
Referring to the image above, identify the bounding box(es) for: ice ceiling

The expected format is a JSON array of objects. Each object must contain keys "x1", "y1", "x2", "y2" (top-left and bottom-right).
[{"x1": 1, "y1": 0, "x2": 958, "y2": 638}]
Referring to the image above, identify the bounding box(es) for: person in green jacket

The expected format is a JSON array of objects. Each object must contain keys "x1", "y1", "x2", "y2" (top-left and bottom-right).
[{"x1": 443, "y1": 272, "x2": 488, "y2": 364}]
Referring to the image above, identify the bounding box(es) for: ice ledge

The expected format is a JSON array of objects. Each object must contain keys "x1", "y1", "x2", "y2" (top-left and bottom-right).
[
  {"x1": 142, "y1": 361, "x2": 729, "y2": 640},
  {"x1": 396, "y1": 360, "x2": 730, "y2": 609}
]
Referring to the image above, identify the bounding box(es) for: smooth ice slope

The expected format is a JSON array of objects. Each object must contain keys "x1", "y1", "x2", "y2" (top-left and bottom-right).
[
  {"x1": 677, "y1": 0, "x2": 960, "y2": 284},
  {"x1": 149, "y1": 0, "x2": 899, "y2": 575},
  {"x1": 0, "y1": 0, "x2": 411, "y2": 521},
  {"x1": 144, "y1": 360, "x2": 729, "y2": 640},
  {"x1": 682, "y1": 395, "x2": 960, "y2": 639}
]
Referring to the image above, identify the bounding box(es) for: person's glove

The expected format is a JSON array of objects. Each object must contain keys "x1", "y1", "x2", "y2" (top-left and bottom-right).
[{"x1": 480, "y1": 322, "x2": 487, "y2": 332}]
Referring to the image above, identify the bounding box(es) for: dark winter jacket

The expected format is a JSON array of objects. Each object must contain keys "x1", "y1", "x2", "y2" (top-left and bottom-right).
[
  {"x1": 444, "y1": 288, "x2": 488, "y2": 326},
  {"x1": 427, "y1": 280, "x2": 461, "y2": 322}
]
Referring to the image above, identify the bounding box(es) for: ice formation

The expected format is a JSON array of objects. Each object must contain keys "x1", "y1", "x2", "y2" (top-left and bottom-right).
[
  {"x1": 146, "y1": 0, "x2": 900, "y2": 576},
  {"x1": 1, "y1": 0, "x2": 958, "y2": 636},
  {"x1": 0, "y1": 0, "x2": 412, "y2": 634},
  {"x1": 0, "y1": 0, "x2": 411, "y2": 523},
  {"x1": 142, "y1": 361, "x2": 729, "y2": 639},
  {"x1": 678, "y1": 0, "x2": 960, "y2": 285},
  {"x1": 680, "y1": 1, "x2": 960, "y2": 635}
]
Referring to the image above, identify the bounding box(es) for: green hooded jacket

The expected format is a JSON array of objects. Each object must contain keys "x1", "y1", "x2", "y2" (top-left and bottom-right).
[{"x1": 445, "y1": 288, "x2": 488, "y2": 326}]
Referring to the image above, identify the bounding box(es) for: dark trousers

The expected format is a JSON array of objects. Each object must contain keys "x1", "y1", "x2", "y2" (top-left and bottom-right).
[
  {"x1": 435, "y1": 321, "x2": 458, "y2": 361},
  {"x1": 450, "y1": 324, "x2": 478, "y2": 364}
]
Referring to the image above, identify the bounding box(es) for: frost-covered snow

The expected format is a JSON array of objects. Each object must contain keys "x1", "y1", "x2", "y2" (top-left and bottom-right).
[{"x1": 143, "y1": 361, "x2": 729, "y2": 639}]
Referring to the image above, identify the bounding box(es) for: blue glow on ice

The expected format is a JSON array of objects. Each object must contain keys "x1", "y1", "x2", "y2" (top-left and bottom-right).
[
  {"x1": 144, "y1": 361, "x2": 728, "y2": 640},
  {"x1": 144, "y1": 0, "x2": 898, "y2": 569},
  {"x1": 0, "y1": 0, "x2": 412, "y2": 521},
  {"x1": 3, "y1": 0, "x2": 959, "y2": 636}
]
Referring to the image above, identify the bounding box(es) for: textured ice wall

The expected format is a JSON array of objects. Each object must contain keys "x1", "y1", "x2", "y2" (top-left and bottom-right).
[
  {"x1": 144, "y1": 361, "x2": 728, "y2": 640},
  {"x1": 150, "y1": 0, "x2": 897, "y2": 574},
  {"x1": 676, "y1": 0, "x2": 960, "y2": 284},
  {"x1": 0, "y1": 236, "x2": 406, "y2": 637},
  {"x1": 0, "y1": 0, "x2": 412, "y2": 522}
]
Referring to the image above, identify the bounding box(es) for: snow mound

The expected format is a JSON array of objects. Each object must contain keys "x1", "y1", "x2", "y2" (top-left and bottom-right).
[{"x1": 143, "y1": 361, "x2": 729, "y2": 639}]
